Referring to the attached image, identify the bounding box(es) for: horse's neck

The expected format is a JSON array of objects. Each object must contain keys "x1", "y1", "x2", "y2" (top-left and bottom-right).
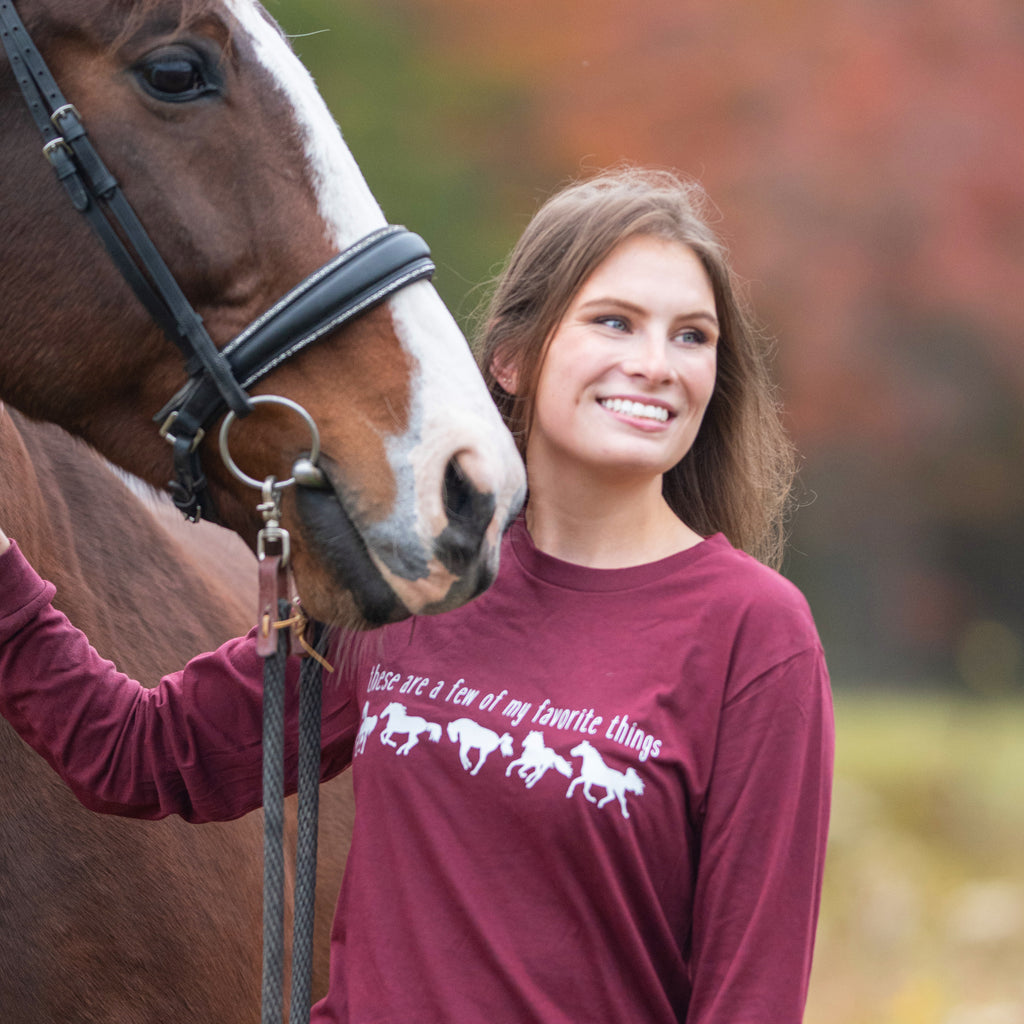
[
  {"x1": 1, "y1": 410, "x2": 256, "y2": 679},
  {"x1": 0, "y1": 410, "x2": 97, "y2": 624}
]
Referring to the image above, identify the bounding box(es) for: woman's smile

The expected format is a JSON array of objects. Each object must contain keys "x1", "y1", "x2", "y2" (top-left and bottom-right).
[{"x1": 597, "y1": 395, "x2": 674, "y2": 426}]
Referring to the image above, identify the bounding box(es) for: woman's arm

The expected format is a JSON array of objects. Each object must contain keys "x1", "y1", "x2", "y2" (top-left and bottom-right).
[
  {"x1": 0, "y1": 537, "x2": 356, "y2": 823},
  {"x1": 687, "y1": 646, "x2": 834, "y2": 1024}
]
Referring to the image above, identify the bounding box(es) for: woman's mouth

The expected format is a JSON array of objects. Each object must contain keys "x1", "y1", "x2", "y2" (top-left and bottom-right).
[{"x1": 598, "y1": 397, "x2": 672, "y2": 423}]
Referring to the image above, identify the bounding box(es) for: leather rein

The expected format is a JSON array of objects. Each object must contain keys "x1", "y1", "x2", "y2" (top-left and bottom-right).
[{"x1": 0, "y1": 0, "x2": 435, "y2": 522}]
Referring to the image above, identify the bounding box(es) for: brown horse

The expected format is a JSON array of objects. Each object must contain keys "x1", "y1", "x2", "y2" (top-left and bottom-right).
[
  {"x1": 0, "y1": 0, "x2": 525, "y2": 628},
  {"x1": 0, "y1": 405, "x2": 356, "y2": 1021},
  {"x1": 1, "y1": 0, "x2": 524, "y2": 1019}
]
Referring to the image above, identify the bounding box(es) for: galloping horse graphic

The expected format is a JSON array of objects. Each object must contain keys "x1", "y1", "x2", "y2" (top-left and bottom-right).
[
  {"x1": 506, "y1": 731, "x2": 574, "y2": 789},
  {"x1": 566, "y1": 741, "x2": 645, "y2": 819},
  {"x1": 379, "y1": 703, "x2": 442, "y2": 755},
  {"x1": 447, "y1": 718, "x2": 514, "y2": 775},
  {"x1": 355, "y1": 702, "x2": 379, "y2": 756}
]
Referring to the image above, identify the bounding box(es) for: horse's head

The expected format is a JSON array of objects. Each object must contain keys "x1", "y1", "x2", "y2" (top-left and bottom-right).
[{"x1": 0, "y1": 0, "x2": 525, "y2": 625}]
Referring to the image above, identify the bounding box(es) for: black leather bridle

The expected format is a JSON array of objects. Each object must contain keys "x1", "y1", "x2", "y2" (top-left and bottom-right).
[{"x1": 1, "y1": 0, "x2": 435, "y2": 521}]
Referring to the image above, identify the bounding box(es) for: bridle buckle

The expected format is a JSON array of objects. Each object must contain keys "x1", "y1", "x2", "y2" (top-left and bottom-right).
[
  {"x1": 49, "y1": 102, "x2": 80, "y2": 130},
  {"x1": 41, "y1": 136, "x2": 71, "y2": 165},
  {"x1": 158, "y1": 410, "x2": 205, "y2": 452}
]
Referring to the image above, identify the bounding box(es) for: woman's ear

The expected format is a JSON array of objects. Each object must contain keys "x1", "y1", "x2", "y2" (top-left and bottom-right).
[{"x1": 490, "y1": 355, "x2": 519, "y2": 396}]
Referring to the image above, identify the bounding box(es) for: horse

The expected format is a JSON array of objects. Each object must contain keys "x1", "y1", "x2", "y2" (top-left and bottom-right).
[
  {"x1": 0, "y1": 405, "x2": 355, "y2": 1021},
  {"x1": 446, "y1": 717, "x2": 514, "y2": 775},
  {"x1": 354, "y1": 701, "x2": 379, "y2": 756},
  {"x1": 2, "y1": 0, "x2": 524, "y2": 1018},
  {"x1": 378, "y1": 702, "x2": 443, "y2": 755},
  {"x1": 567, "y1": 740, "x2": 646, "y2": 820},
  {"x1": 505, "y1": 730, "x2": 574, "y2": 789}
]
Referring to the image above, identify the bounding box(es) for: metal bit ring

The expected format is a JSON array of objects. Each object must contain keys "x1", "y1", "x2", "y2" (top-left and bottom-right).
[{"x1": 218, "y1": 394, "x2": 321, "y2": 491}]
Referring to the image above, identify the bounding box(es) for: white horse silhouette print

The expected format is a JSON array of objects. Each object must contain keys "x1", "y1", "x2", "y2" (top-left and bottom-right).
[
  {"x1": 505, "y1": 731, "x2": 573, "y2": 789},
  {"x1": 446, "y1": 718, "x2": 513, "y2": 776},
  {"x1": 354, "y1": 702, "x2": 378, "y2": 756},
  {"x1": 379, "y1": 702, "x2": 442, "y2": 755},
  {"x1": 566, "y1": 740, "x2": 645, "y2": 819}
]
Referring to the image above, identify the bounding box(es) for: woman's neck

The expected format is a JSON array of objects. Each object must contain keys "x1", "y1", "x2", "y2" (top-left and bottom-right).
[{"x1": 524, "y1": 466, "x2": 703, "y2": 568}]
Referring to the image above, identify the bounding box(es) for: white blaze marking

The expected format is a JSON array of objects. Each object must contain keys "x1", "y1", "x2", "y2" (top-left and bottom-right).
[{"x1": 226, "y1": 0, "x2": 384, "y2": 246}]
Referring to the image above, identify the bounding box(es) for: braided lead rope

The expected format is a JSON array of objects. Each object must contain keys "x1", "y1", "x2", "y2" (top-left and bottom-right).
[
  {"x1": 261, "y1": 600, "x2": 328, "y2": 1024},
  {"x1": 290, "y1": 626, "x2": 325, "y2": 1023},
  {"x1": 261, "y1": 599, "x2": 289, "y2": 1024},
  {"x1": 248, "y1": 463, "x2": 329, "y2": 1023}
]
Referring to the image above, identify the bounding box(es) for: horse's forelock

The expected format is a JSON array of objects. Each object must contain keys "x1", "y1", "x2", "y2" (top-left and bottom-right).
[{"x1": 104, "y1": 0, "x2": 243, "y2": 55}]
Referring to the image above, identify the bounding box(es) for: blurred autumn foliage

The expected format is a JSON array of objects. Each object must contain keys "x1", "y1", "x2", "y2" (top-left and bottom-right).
[{"x1": 280, "y1": 0, "x2": 1024, "y2": 690}]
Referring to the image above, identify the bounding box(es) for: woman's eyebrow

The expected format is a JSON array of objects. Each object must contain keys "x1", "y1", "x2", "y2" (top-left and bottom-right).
[{"x1": 577, "y1": 296, "x2": 719, "y2": 328}]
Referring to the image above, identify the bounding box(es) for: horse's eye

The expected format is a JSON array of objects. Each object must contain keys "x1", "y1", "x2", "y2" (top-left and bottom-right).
[{"x1": 134, "y1": 47, "x2": 218, "y2": 102}]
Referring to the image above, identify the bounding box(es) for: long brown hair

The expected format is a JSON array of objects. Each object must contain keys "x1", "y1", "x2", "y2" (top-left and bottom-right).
[{"x1": 476, "y1": 166, "x2": 796, "y2": 568}]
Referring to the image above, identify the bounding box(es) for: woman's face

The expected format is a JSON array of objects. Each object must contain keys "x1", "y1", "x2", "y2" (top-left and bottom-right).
[{"x1": 522, "y1": 234, "x2": 719, "y2": 485}]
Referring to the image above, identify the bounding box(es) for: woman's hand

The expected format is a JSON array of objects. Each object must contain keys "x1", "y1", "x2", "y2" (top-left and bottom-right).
[{"x1": 0, "y1": 528, "x2": 10, "y2": 556}]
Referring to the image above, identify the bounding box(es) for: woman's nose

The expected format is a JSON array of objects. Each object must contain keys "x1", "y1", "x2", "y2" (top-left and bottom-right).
[{"x1": 622, "y1": 333, "x2": 673, "y2": 382}]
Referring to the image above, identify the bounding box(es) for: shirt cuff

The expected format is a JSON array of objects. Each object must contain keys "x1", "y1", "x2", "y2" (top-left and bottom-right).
[{"x1": 0, "y1": 540, "x2": 58, "y2": 632}]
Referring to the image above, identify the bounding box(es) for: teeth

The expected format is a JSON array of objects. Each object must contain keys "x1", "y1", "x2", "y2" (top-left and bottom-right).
[{"x1": 599, "y1": 398, "x2": 669, "y2": 422}]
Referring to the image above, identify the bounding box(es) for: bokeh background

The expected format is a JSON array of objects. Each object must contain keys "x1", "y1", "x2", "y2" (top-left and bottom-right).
[{"x1": 271, "y1": 1, "x2": 1024, "y2": 1019}]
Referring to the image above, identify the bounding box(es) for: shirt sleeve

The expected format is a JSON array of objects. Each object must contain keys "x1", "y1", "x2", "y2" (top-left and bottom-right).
[
  {"x1": 0, "y1": 540, "x2": 357, "y2": 823},
  {"x1": 687, "y1": 644, "x2": 834, "y2": 1024}
]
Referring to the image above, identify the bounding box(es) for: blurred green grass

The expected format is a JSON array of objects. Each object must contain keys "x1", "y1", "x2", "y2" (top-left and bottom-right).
[{"x1": 806, "y1": 691, "x2": 1024, "y2": 1024}]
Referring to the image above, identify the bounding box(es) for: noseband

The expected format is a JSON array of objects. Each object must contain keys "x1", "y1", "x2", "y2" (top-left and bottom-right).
[{"x1": 1, "y1": 0, "x2": 435, "y2": 521}]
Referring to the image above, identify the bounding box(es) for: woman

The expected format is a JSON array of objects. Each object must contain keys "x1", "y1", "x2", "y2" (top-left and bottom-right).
[{"x1": 0, "y1": 167, "x2": 832, "y2": 1023}]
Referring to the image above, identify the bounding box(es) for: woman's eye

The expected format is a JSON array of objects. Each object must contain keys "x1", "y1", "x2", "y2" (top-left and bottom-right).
[
  {"x1": 595, "y1": 315, "x2": 629, "y2": 332},
  {"x1": 134, "y1": 49, "x2": 216, "y2": 102},
  {"x1": 675, "y1": 328, "x2": 707, "y2": 346}
]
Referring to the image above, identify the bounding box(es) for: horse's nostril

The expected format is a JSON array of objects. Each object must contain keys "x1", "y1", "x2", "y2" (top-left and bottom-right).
[
  {"x1": 437, "y1": 455, "x2": 496, "y2": 574},
  {"x1": 442, "y1": 457, "x2": 473, "y2": 526}
]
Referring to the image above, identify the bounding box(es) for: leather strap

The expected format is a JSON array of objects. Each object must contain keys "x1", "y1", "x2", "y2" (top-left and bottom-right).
[{"x1": 1, "y1": 0, "x2": 252, "y2": 422}]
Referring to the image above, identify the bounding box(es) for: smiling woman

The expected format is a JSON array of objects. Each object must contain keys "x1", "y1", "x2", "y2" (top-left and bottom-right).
[{"x1": 330, "y1": 165, "x2": 833, "y2": 1024}]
